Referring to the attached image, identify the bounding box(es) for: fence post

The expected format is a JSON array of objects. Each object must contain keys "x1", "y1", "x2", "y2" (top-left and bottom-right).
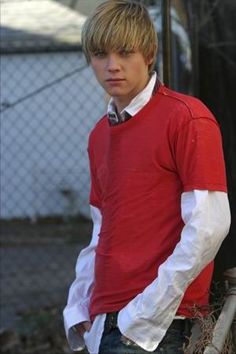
[
  {"x1": 203, "y1": 267, "x2": 236, "y2": 354},
  {"x1": 161, "y1": 0, "x2": 172, "y2": 87}
]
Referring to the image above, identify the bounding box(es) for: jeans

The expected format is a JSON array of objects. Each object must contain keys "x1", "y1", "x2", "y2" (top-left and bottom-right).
[{"x1": 98, "y1": 326, "x2": 190, "y2": 354}]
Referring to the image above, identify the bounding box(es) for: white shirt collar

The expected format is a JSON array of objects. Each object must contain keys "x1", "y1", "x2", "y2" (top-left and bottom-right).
[{"x1": 107, "y1": 72, "x2": 157, "y2": 123}]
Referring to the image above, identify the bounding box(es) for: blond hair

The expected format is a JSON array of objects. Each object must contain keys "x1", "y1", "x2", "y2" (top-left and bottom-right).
[{"x1": 82, "y1": 0, "x2": 158, "y2": 72}]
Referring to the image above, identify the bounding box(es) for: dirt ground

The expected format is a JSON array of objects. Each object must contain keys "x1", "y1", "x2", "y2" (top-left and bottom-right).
[{"x1": 0, "y1": 216, "x2": 92, "y2": 354}]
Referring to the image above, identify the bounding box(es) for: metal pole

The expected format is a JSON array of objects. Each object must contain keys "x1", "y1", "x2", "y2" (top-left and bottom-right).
[
  {"x1": 203, "y1": 268, "x2": 236, "y2": 354},
  {"x1": 186, "y1": 0, "x2": 199, "y2": 97},
  {"x1": 162, "y1": 0, "x2": 172, "y2": 87}
]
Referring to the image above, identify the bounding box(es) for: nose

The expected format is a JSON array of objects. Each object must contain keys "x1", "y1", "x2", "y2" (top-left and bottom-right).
[{"x1": 106, "y1": 53, "x2": 120, "y2": 72}]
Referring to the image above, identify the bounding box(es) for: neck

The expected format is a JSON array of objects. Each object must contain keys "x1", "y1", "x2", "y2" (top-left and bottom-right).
[
  {"x1": 113, "y1": 74, "x2": 152, "y2": 114},
  {"x1": 113, "y1": 97, "x2": 130, "y2": 114}
]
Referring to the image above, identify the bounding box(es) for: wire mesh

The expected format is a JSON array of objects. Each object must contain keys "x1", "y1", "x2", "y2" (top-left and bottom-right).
[
  {"x1": 0, "y1": 4, "x2": 171, "y2": 348},
  {"x1": 3, "y1": 1, "x2": 234, "y2": 354},
  {"x1": 0, "y1": 0, "x2": 193, "y2": 343},
  {"x1": 0, "y1": 49, "x2": 107, "y2": 336}
]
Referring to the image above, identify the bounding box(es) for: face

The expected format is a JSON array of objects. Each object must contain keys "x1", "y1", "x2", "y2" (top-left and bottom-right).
[{"x1": 90, "y1": 49, "x2": 152, "y2": 112}]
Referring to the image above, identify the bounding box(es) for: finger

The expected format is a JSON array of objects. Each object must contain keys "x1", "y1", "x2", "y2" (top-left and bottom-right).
[
  {"x1": 83, "y1": 321, "x2": 92, "y2": 332},
  {"x1": 74, "y1": 324, "x2": 85, "y2": 337},
  {"x1": 73, "y1": 321, "x2": 92, "y2": 336}
]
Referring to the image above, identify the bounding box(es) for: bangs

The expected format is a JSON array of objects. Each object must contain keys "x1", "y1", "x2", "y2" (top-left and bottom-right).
[{"x1": 87, "y1": 16, "x2": 142, "y2": 54}]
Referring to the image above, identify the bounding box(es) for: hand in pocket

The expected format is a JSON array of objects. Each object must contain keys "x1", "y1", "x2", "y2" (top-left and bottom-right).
[{"x1": 74, "y1": 321, "x2": 92, "y2": 337}]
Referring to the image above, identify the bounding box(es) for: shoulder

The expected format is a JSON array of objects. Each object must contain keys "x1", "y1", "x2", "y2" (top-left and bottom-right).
[
  {"x1": 88, "y1": 115, "x2": 108, "y2": 146},
  {"x1": 158, "y1": 85, "x2": 217, "y2": 123}
]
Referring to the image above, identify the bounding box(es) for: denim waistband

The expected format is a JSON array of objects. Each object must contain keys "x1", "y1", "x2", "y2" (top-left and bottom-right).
[{"x1": 104, "y1": 311, "x2": 193, "y2": 335}]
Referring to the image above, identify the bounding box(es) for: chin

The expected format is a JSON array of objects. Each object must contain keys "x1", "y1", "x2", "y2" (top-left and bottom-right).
[{"x1": 107, "y1": 90, "x2": 123, "y2": 97}]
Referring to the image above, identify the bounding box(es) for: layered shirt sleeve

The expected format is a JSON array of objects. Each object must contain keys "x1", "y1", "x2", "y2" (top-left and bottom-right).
[
  {"x1": 117, "y1": 102, "x2": 231, "y2": 351},
  {"x1": 63, "y1": 206, "x2": 101, "y2": 351},
  {"x1": 64, "y1": 190, "x2": 230, "y2": 353},
  {"x1": 118, "y1": 190, "x2": 230, "y2": 351}
]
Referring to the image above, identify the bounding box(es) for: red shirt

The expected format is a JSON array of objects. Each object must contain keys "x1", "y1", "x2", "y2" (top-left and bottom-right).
[{"x1": 88, "y1": 85, "x2": 227, "y2": 318}]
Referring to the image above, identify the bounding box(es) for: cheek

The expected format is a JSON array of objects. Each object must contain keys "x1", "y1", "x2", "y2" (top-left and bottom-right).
[
  {"x1": 91, "y1": 66, "x2": 104, "y2": 84},
  {"x1": 128, "y1": 61, "x2": 146, "y2": 74},
  {"x1": 91, "y1": 61, "x2": 103, "y2": 77}
]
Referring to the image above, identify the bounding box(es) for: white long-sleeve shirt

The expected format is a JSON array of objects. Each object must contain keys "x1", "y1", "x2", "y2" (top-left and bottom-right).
[{"x1": 63, "y1": 74, "x2": 231, "y2": 353}]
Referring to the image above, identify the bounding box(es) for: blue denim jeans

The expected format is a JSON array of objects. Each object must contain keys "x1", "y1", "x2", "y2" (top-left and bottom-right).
[{"x1": 98, "y1": 326, "x2": 189, "y2": 354}]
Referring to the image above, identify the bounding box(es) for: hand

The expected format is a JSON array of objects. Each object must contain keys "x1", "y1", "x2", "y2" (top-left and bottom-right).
[{"x1": 73, "y1": 321, "x2": 92, "y2": 337}]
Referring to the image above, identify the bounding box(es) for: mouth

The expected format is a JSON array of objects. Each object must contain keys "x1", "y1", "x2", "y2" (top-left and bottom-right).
[{"x1": 106, "y1": 78, "x2": 125, "y2": 82}]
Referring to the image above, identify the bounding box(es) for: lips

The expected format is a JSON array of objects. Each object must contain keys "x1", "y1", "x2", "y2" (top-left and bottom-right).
[
  {"x1": 105, "y1": 78, "x2": 126, "y2": 87},
  {"x1": 106, "y1": 78, "x2": 125, "y2": 82}
]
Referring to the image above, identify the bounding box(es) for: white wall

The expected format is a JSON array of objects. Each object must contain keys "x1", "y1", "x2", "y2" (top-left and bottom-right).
[{"x1": 1, "y1": 51, "x2": 105, "y2": 219}]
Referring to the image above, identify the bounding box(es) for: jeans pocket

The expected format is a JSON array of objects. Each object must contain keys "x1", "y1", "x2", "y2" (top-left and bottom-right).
[
  {"x1": 158, "y1": 329, "x2": 185, "y2": 353},
  {"x1": 120, "y1": 335, "x2": 140, "y2": 348}
]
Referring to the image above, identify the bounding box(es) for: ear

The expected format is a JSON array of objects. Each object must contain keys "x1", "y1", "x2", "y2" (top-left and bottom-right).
[{"x1": 146, "y1": 54, "x2": 154, "y2": 67}]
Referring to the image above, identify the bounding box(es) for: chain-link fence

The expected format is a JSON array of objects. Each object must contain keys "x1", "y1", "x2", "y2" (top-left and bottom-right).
[
  {"x1": 1, "y1": 0, "x2": 191, "y2": 336},
  {"x1": 1, "y1": 1, "x2": 235, "y2": 353},
  {"x1": 0, "y1": 1, "x2": 198, "y2": 352},
  {"x1": 0, "y1": 2, "x2": 165, "y2": 353},
  {"x1": 0, "y1": 3, "x2": 108, "y2": 353},
  {"x1": 1, "y1": 50, "x2": 107, "y2": 351}
]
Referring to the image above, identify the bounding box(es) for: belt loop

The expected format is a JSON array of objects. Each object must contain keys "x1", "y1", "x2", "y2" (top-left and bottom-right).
[
  {"x1": 110, "y1": 312, "x2": 117, "y2": 329},
  {"x1": 104, "y1": 312, "x2": 119, "y2": 334}
]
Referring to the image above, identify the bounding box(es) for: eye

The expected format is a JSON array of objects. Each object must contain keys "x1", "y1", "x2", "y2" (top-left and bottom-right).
[
  {"x1": 119, "y1": 49, "x2": 134, "y2": 57},
  {"x1": 93, "y1": 50, "x2": 107, "y2": 58}
]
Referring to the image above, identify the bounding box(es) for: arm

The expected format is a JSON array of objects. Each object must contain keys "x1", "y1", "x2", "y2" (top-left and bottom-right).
[
  {"x1": 118, "y1": 190, "x2": 231, "y2": 352},
  {"x1": 63, "y1": 205, "x2": 101, "y2": 351}
]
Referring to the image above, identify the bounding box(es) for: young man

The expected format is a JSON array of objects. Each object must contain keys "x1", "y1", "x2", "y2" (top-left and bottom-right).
[{"x1": 63, "y1": 1, "x2": 231, "y2": 353}]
